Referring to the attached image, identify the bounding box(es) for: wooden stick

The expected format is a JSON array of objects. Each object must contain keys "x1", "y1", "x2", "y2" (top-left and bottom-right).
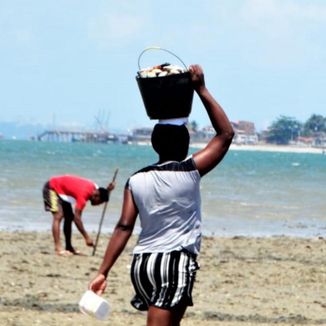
[{"x1": 92, "y1": 168, "x2": 119, "y2": 256}]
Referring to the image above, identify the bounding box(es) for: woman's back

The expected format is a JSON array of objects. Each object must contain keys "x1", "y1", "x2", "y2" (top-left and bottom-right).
[{"x1": 127, "y1": 158, "x2": 201, "y2": 255}]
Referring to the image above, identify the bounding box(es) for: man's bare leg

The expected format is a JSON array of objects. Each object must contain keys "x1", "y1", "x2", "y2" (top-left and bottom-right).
[
  {"x1": 63, "y1": 216, "x2": 73, "y2": 251},
  {"x1": 52, "y1": 211, "x2": 65, "y2": 254},
  {"x1": 62, "y1": 202, "x2": 79, "y2": 254}
]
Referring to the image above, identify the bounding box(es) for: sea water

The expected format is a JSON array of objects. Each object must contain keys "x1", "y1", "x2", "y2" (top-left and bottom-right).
[{"x1": 0, "y1": 139, "x2": 325, "y2": 237}]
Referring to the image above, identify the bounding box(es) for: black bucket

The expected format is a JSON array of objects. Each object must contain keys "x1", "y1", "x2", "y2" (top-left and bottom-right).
[{"x1": 136, "y1": 47, "x2": 194, "y2": 120}]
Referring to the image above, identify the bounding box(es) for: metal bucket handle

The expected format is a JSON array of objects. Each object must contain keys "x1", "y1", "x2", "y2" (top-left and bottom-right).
[{"x1": 137, "y1": 46, "x2": 188, "y2": 71}]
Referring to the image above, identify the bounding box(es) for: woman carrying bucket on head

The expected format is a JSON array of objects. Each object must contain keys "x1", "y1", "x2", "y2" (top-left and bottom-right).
[{"x1": 88, "y1": 51, "x2": 234, "y2": 325}]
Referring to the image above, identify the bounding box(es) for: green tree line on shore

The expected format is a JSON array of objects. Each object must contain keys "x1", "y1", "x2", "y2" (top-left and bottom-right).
[{"x1": 264, "y1": 114, "x2": 326, "y2": 145}]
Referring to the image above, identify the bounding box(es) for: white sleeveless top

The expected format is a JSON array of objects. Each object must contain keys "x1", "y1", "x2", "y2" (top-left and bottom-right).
[{"x1": 126, "y1": 156, "x2": 201, "y2": 255}]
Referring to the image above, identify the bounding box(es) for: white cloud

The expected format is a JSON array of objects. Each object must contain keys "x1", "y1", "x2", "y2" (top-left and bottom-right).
[
  {"x1": 237, "y1": 0, "x2": 326, "y2": 68},
  {"x1": 0, "y1": 5, "x2": 35, "y2": 49},
  {"x1": 242, "y1": 0, "x2": 326, "y2": 23},
  {"x1": 88, "y1": 9, "x2": 145, "y2": 48}
]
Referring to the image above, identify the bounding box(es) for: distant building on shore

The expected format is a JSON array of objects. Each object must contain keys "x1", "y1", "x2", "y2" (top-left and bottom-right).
[
  {"x1": 231, "y1": 121, "x2": 258, "y2": 145},
  {"x1": 36, "y1": 119, "x2": 260, "y2": 146},
  {"x1": 313, "y1": 132, "x2": 326, "y2": 148},
  {"x1": 127, "y1": 127, "x2": 152, "y2": 145},
  {"x1": 129, "y1": 120, "x2": 259, "y2": 146},
  {"x1": 188, "y1": 120, "x2": 258, "y2": 145}
]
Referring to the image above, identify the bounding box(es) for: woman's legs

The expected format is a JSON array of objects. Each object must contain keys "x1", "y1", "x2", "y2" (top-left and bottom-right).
[
  {"x1": 131, "y1": 251, "x2": 198, "y2": 325},
  {"x1": 147, "y1": 304, "x2": 187, "y2": 326}
]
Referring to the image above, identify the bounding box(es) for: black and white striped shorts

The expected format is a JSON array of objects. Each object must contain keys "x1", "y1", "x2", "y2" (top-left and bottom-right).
[{"x1": 130, "y1": 250, "x2": 199, "y2": 311}]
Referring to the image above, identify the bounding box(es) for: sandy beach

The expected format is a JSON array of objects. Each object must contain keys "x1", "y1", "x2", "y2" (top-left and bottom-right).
[{"x1": 1, "y1": 232, "x2": 326, "y2": 325}]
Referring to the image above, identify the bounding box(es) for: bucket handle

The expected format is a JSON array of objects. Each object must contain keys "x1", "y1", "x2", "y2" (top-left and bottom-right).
[{"x1": 137, "y1": 46, "x2": 188, "y2": 71}]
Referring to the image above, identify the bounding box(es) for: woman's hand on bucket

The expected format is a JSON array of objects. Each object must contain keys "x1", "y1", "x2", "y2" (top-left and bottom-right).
[{"x1": 189, "y1": 64, "x2": 206, "y2": 93}]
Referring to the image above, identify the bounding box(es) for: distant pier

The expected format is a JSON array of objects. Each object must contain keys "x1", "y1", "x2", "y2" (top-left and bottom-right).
[{"x1": 37, "y1": 129, "x2": 119, "y2": 143}]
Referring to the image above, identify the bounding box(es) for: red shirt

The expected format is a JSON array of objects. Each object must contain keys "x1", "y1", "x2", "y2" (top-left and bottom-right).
[{"x1": 49, "y1": 175, "x2": 97, "y2": 210}]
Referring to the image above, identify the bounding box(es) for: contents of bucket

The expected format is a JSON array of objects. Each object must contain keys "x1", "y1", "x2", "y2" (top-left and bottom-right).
[{"x1": 137, "y1": 63, "x2": 186, "y2": 78}]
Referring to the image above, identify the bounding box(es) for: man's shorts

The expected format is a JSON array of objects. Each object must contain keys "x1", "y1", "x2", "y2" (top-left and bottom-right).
[
  {"x1": 43, "y1": 181, "x2": 60, "y2": 213},
  {"x1": 43, "y1": 182, "x2": 74, "y2": 221},
  {"x1": 130, "y1": 250, "x2": 199, "y2": 311}
]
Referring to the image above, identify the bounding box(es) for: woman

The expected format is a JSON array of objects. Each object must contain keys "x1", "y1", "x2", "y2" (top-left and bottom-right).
[{"x1": 88, "y1": 65, "x2": 234, "y2": 325}]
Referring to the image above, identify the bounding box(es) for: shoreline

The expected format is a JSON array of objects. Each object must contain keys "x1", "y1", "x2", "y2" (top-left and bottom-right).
[
  {"x1": 1, "y1": 231, "x2": 326, "y2": 325},
  {"x1": 3, "y1": 138, "x2": 325, "y2": 155},
  {"x1": 230, "y1": 143, "x2": 326, "y2": 154},
  {"x1": 191, "y1": 142, "x2": 326, "y2": 154}
]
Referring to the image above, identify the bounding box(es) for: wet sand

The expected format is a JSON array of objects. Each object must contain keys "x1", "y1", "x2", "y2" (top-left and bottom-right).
[{"x1": 1, "y1": 231, "x2": 326, "y2": 326}]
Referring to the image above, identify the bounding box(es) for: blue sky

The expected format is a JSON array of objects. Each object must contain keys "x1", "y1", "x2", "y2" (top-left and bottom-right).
[{"x1": 0, "y1": 0, "x2": 325, "y2": 132}]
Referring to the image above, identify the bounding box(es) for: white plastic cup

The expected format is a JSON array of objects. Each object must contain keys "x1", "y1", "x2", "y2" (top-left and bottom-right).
[{"x1": 79, "y1": 290, "x2": 110, "y2": 320}]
